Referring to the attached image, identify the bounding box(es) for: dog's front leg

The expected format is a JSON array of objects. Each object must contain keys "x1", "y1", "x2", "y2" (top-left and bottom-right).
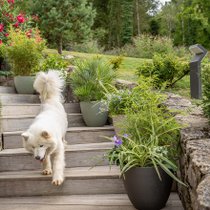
[
  {"x1": 42, "y1": 155, "x2": 52, "y2": 175},
  {"x1": 52, "y1": 148, "x2": 65, "y2": 186}
]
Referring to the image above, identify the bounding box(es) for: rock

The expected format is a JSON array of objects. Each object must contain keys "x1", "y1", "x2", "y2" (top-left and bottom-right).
[
  {"x1": 115, "y1": 79, "x2": 137, "y2": 89},
  {"x1": 197, "y1": 176, "x2": 210, "y2": 210},
  {"x1": 168, "y1": 94, "x2": 210, "y2": 210}
]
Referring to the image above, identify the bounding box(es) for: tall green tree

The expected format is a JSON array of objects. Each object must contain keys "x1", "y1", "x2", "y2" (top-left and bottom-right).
[
  {"x1": 30, "y1": 0, "x2": 96, "y2": 54},
  {"x1": 107, "y1": 0, "x2": 122, "y2": 48},
  {"x1": 158, "y1": 0, "x2": 210, "y2": 48}
]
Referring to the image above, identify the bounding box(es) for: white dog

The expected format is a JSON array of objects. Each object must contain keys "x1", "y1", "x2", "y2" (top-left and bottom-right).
[{"x1": 21, "y1": 71, "x2": 68, "y2": 186}]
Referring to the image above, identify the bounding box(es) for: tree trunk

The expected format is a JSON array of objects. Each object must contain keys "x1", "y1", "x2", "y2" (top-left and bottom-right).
[
  {"x1": 181, "y1": 18, "x2": 185, "y2": 44},
  {"x1": 136, "y1": 0, "x2": 141, "y2": 35},
  {"x1": 57, "y1": 36, "x2": 63, "y2": 55}
]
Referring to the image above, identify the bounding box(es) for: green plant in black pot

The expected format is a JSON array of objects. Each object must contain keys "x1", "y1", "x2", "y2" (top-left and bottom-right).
[
  {"x1": 70, "y1": 57, "x2": 116, "y2": 126},
  {"x1": 106, "y1": 81, "x2": 186, "y2": 210}
]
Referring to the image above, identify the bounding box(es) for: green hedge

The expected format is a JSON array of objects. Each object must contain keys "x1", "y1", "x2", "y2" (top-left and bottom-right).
[
  {"x1": 136, "y1": 53, "x2": 190, "y2": 88},
  {"x1": 202, "y1": 63, "x2": 210, "y2": 120}
]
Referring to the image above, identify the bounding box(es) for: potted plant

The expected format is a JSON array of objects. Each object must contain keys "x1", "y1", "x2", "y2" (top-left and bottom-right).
[
  {"x1": 106, "y1": 82, "x2": 186, "y2": 210},
  {"x1": 1, "y1": 27, "x2": 45, "y2": 94},
  {"x1": 102, "y1": 87, "x2": 131, "y2": 134},
  {"x1": 70, "y1": 57, "x2": 116, "y2": 126}
]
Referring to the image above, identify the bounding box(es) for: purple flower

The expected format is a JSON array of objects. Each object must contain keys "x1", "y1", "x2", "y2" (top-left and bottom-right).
[
  {"x1": 113, "y1": 135, "x2": 122, "y2": 147},
  {"x1": 123, "y1": 134, "x2": 129, "y2": 138}
]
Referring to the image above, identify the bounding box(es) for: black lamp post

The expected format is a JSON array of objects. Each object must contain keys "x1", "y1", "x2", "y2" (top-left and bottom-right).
[{"x1": 189, "y1": 44, "x2": 208, "y2": 99}]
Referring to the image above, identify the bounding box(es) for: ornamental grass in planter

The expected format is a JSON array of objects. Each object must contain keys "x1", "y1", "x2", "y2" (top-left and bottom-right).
[
  {"x1": 106, "y1": 79, "x2": 186, "y2": 210},
  {"x1": 70, "y1": 57, "x2": 116, "y2": 126},
  {"x1": 1, "y1": 27, "x2": 45, "y2": 94}
]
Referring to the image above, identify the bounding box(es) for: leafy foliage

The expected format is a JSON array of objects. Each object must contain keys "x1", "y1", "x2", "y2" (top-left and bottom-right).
[
  {"x1": 202, "y1": 63, "x2": 210, "y2": 120},
  {"x1": 70, "y1": 40, "x2": 104, "y2": 54},
  {"x1": 70, "y1": 57, "x2": 116, "y2": 101},
  {"x1": 30, "y1": 0, "x2": 96, "y2": 54},
  {"x1": 136, "y1": 53, "x2": 190, "y2": 88},
  {"x1": 106, "y1": 80, "x2": 184, "y2": 184},
  {"x1": 103, "y1": 88, "x2": 131, "y2": 115},
  {"x1": 109, "y1": 56, "x2": 123, "y2": 70},
  {"x1": 1, "y1": 28, "x2": 45, "y2": 76},
  {"x1": 41, "y1": 54, "x2": 70, "y2": 72}
]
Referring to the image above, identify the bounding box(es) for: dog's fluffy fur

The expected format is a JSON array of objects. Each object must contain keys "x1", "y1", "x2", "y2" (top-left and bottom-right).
[{"x1": 21, "y1": 71, "x2": 68, "y2": 186}]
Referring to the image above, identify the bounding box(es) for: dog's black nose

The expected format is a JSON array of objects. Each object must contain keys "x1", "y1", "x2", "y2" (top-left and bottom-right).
[{"x1": 35, "y1": 156, "x2": 41, "y2": 160}]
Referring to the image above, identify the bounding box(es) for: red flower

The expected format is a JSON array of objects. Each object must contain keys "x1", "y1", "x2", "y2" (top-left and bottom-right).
[
  {"x1": 0, "y1": 40, "x2": 2, "y2": 45},
  {"x1": 7, "y1": 0, "x2": 14, "y2": 4},
  {"x1": 26, "y1": 30, "x2": 32, "y2": 38},
  {"x1": 13, "y1": 22, "x2": 19, "y2": 28},
  {"x1": 4, "y1": 33, "x2": 9, "y2": 37},
  {"x1": 0, "y1": 24, "x2": 4, "y2": 32},
  {"x1": 16, "y1": 14, "x2": 25, "y2": 23}
]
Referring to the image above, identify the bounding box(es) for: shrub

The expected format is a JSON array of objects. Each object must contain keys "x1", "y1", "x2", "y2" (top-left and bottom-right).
[
  {"x1": 105, "y1": 34, "x2": 190, "y2": 59},
  {"x1": 120, "y1": 34, "x2": 174, "y2": 59},
  {"x1": 202, "y1": 63, "x2": 210, "y2": 120},
  {"x1": 106, "y1": 80, "x2": 184, "y2": 184},
  {"x1": 1, "y1": 27, "x2": 45, "y2": 76},
  {"x1": 69, "y1": 40, "x2": 104, "y2": 54},
  {"x1": 103, "y1": 88, "x2": 132, "y2": 115},
  {"x1": 136, "y1": 54, "x2": 190, "y2": 88},
  {"x1": 41, "y1": 54, "x2": 70, "y2": 72},
  {"x1": 109, "y1": 56, "x2": 123, "y2": 70}
]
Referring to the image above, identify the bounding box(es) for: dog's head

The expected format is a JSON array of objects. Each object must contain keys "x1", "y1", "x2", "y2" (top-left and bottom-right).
[{"x1": 21, "y1": 130, "x2": 56, "y2": 161}]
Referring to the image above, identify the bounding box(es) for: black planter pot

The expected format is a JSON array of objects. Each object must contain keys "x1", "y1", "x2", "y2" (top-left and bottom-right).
[{"x1": 123, "y1": 167, "x2": 173, "y2": 210}]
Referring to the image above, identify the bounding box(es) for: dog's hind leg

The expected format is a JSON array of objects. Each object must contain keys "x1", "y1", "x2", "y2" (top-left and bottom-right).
[
  {"x1": 42, "y1": 155, "x2": 52, "y2": 175},
  {"x1": 52, "y1": 145, "x2": 65, "y2": 186}
]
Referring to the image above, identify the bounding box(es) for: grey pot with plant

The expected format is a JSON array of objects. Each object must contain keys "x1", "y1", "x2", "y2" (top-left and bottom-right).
[
  {"x1": 102, "y1": 87, "x2": 131, "y2": 135},
  {"x1": 106, "y1": 80, "x2": 186, "y2": 210},
  {"x1": 70, "y1": 57, "x2": 116, "y2": 127},
  {"x1": 1, "y1": 28, "x2": 45, "y2": 94}
]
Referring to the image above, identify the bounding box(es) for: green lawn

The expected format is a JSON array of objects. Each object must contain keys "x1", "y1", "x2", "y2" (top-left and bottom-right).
[
  {"x1": 45, "y1": 49, "x2": 149, "y2": 82},
  {"x1": 45, "y1": 49, "x2": 191, "y2": 98}
]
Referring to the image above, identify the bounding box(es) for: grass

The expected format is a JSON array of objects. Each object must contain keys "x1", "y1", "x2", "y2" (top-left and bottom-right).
[
  {"x1": 45, "y1": 49, "x2": 149, "y2": 82},
  {"x1": 45, "y1": 49, "x2": 191, "y2": 98},
  {"x1": 167, "y1": 75, "x2": 191, "y2": 98}
]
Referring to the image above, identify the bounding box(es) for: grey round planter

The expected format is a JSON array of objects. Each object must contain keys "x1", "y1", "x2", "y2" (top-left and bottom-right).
[
  {"x1": 123, "y1": 167, "x2": 173, "y2": 210},
  {"x1": 80, "y1": 101, "x2": 108, "y2": 127},
  {"x1": 14, "y1": 76, "x2": 35, "y2": 94}
]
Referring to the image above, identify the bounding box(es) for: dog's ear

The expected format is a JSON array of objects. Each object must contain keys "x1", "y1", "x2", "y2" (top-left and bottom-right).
[
  {"x1": 41, "y1": 131, "x2": 51, "y2": 139},
  {"x1": 21, "y1": 132, "x2": 30, "y2": 141}
]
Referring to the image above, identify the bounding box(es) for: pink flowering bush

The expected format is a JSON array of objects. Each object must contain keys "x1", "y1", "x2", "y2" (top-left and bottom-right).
[
  {"x1": 1, "y1": 27, "x2": 45, "y2": 75},
  {"x1": 0, "y1": 0, "x2": 33, "y2": 44}
]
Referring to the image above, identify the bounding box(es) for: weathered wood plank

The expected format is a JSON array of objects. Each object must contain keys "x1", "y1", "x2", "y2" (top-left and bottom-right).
[
  {"x1": 0, "y1": 193, "x2": 184, "y2": 210},
  {"x1": 1, "y1": 103, "x2": 80, "y2": 116},
  {"x1": 2, "y1": 126, "x2": 114, "y2": 149},
  {"x1": 0, "y1": 166, "x2": 124, "y2": 197},
  {"x1": 0, "y1": 142, "x2": 113, "y2": 171},
  {"x1": 0, "y1": 113, "x2": 85, "y2": 132}
]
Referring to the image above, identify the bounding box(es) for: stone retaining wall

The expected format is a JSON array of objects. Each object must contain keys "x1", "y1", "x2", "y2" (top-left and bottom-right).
[{"x1": 166, "y1": 93, "x2": 210, "y2": 210}]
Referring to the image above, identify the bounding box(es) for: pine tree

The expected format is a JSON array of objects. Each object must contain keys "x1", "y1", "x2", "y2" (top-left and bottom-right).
[{"x1": 30, "y1": 0, "x2": 96, "y2": 54}]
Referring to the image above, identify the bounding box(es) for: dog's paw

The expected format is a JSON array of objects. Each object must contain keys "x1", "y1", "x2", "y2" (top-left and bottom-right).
[
  {"x1": 52, "y1": 178, "x2": 63, "y2": 186},
  {"x1": 42, "y1": 169, "x2": 52, "y2": 175}
]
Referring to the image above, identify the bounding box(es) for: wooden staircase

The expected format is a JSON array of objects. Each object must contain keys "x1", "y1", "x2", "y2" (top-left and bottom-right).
[{"x1": 0, "y1": 86, "x2": 183, "y2": 210}]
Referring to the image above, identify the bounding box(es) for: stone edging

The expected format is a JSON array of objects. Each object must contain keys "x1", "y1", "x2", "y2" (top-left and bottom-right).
[{"x1": 166, "y1": 93, "x2": 210, "y2": 210}]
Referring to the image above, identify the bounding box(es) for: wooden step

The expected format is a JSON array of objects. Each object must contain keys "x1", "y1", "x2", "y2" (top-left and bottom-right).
[
  {"x1": 0, "y1": 94, "x2": 40, "y2": 104},
  {"x1": 0, "y1": 166, "x2": 124, "y2": 197},
  {"x1": 1, "y1": 103, "x2": 80, "y2": 116},
  {"x1": 0, "y1": 193, "x2": 184, "y2": 210},
  {"x1": 0, "y1": 86, "x2": 16, "y2": 94},
  {"x1": 0, "y1": 142, "x2": 113, "y2": 171},
  {"x1": 2, "y1": 126, "x2": 115, "y2": 149},
  {"x1": 0, "y1": 114, "x2": 85, "y2": 132}
]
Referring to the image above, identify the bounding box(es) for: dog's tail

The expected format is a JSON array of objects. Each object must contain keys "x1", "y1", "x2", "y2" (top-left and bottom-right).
[{"x1": 33, "y1": 70, "x2": 64, "y2": 102}]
